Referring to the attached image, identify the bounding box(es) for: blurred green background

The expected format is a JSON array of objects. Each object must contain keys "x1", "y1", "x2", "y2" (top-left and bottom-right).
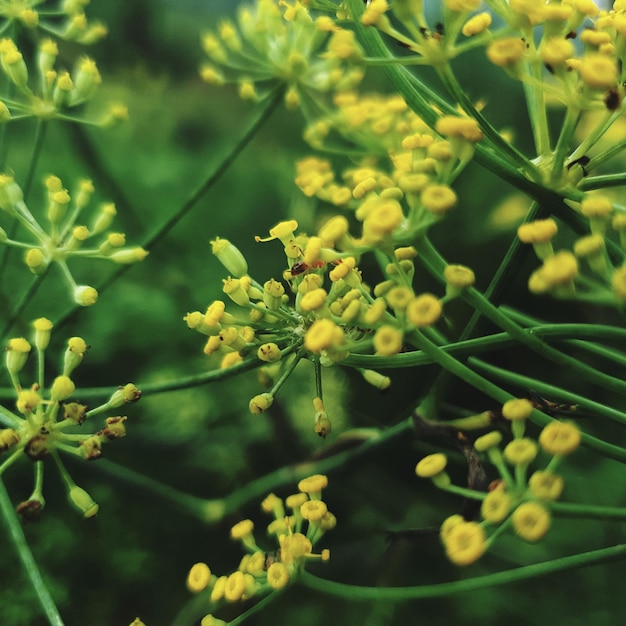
[{"x1": 0, "y1": 1, "x2": 625, "y2": 625}]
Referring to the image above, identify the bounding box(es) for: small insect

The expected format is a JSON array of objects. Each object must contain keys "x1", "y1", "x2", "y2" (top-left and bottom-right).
[
  {"x1": 289, "y1": 260, "x2": 328, "y2": 276},
  {"x1": 566, "y1": 155, "x2": 590, "y2": 177},
  {"x1": 526, "y1": 389, "x2": 578, "y2": 417}
]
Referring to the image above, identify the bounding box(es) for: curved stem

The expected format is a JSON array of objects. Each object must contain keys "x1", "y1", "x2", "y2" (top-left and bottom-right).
[
  {"x1": 0, "y1": 477, "x2": 65, "y2": 626},
  {"x1": 0, "y1": 274, "x2": 45, "y2": 342},
  {"x1": 416, "y1": 235, "x2": 626, "y2": 398},
  {"x1": 80, "y1": 419, "x2": 413, "y2": 524},
  {"x1": 468, "y1": 356, "x2": 626, "y2": 430},
  {"x1": 298, "y1": 543, "x2": 626, "y2": 600}
]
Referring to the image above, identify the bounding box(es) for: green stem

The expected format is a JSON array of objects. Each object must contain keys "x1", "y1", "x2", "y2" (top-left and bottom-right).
[
  {"x1": 0, "y1": 274, "x2": 45, "y2": 342},
  {"x1": 437, "y1": 64, "x2": 534, "y2": 173},
  {"x1": 469, "y1": 355, "x2": 626, "y2": 425},
  {"x1": 579, "y1": 173, "x2": 626, "y2": 191},
  {"x1": 0, "y1": 477, "x2": 65, "y2": 626},
  {"x1": 500, "y1": 306, "x2": 626, "y2": 368},
  {"x1": 550, "y1": 106, "x2": 580, "y2": 186},
  {"x1": 551, "y1": 501, "x2": 626, "y2": 521},
  {"x1": 228, "y1": 589, "x2": 284, "y2": 626},
  {"x1": 522, "y1": 57, "x2": 551, "y2": 156},
  {"x1": 299, "y1": 543, "x2": 626, "y2": 600},
  {"x1": 53, "y1": 87, "x2": 284, "y2": 332},
  {"x1": 416, "y1": 236, "x2": 626, "y2": 398},
  {"x1": 82, "y1": 419, "x2": 413, "y2": 524}
]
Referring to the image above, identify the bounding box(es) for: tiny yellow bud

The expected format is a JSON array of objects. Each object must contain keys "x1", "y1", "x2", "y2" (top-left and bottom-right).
[
  {"x1": 50, "y1": 375, "x2": 75, "y2": 401},
  {"x1": 187, "y1": 562, "x2": 212, "y2": 593},
  {"x1": 74, "y1": 285, "x2": 98, "y2": 307}
]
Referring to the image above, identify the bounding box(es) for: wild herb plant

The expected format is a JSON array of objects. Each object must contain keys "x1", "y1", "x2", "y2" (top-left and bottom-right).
[{"x1": 1, "y1": 1, "x2": 626, "y2": 625}]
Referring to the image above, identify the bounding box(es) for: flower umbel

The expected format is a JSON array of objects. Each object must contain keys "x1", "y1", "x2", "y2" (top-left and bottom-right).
[{"x1": 0, "y1": 319, "x2": 140, "y2": 519}]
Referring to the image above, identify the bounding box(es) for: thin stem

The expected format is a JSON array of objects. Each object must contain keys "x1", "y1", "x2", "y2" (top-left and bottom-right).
[
  {"x1": 0, "y1": 477, "x2": 65, "y2": 626},
  {"x1": 54, "y1": 87, "x2": 284, "y2": 331},
  {"x1": 299, "y1": 543, "x2": 626, "y2": 600},
  {"x1": 0, "y1": 274, "x2": 45, "y2": 342},
  {"x1": 416, "y1": 236, "x2": 626, "y2": 398},
  {"x1": 82, "y1": 419, "x2": 413, "y2": 524},
  {"x1": 469, "y1": 356, "x2": 626, "y2": 429},
  {"x1": 22, "y1": 120, "x2": 48, "y2": 200},
  {"x1": 550, "y1": 501, "x2": 626, "y2": 521}
]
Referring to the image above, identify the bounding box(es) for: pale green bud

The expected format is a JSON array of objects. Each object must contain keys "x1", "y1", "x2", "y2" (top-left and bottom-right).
[
  {"x1": 68, "y1": 485, "x2": 99, "y2": 518},
  {"x1": 211, "y1": 237, "x2": 248, "y2": 277}
]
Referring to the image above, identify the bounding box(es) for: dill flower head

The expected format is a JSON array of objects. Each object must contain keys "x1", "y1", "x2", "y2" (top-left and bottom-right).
[
  {"x1": 2, "y1": 320, "x2": 140, "y2": 519},
  {"x1": 200, "y1": 0, "x2": 363, "y2": 109}
]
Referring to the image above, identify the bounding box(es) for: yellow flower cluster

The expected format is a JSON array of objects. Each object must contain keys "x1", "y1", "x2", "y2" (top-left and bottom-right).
[
  {"x1": 186, "y1": 474, "x2": 333, "y2": 624},
  {"x1": 296, "y1": 96, "x2": 483, "y2": 255},
  {"x1": 187, "y1": 217, "x2": 474, "y2": 431},
  {"x1": 0, "y1": 0, "x2": 107, "y2": 45},
  {"x1": 199, "y1": 0, "x2": 364, "y2": 110},
  {"x1": 416, "y1": 398, "x2": 582, "y2": 565},
  {"x1": 0, "y1": 175, "x2": 148, "y2": 306},
  {"x1": 1, "y1": 318, "x2": 141, "y2": 520},
  {"x1": 519, "y1": 194, "x2": 626, "y2": 304}
]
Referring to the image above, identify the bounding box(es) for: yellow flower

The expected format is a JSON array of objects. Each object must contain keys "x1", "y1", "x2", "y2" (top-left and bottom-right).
[
  {"x1": 421, "y1": 184, "x2": 457, "y2": 215},
  {"x1": 538, "y1": 421, "x2": 581, "y2": 456},
  {"x1": 406, "y1": 293, "x2": 442, "y2": 327},
  {"x1": 298, "y1": 474, "x2": 328, "y2": 496},
  {"x1": 223, "y1": 571, "x2": 247, "y2": 602},
  {"x1": 487, "y1": 38, "x2": 526, "y2": 67},
  {"x1": 373, "y1": 325, "x2": 403, "y2": 356},
  {"x1": 528, "y1": 470, "x2": 564, "y2": 501},
  {"x1": 474, "y1": 431, "x2": 502, "y2": 452},
  {"x1": 415, "y1": 453, "x2": 447, "y2": 478},
  {"x1": 231, "y1": 519, "x2": 254, "y2": 540},
  {"x1": 578, "y1": 54, "x2": 617, "y2": 90},
  {"x1": 512, "y1": 501, "x2": 551, "y2": 541},
  {"x1": 502, "y1": 398, "x2": 533, "y2": 421},
  {"x1": 280, "y1": 532, "x2": 313, "y2": 564},
  {"x1": 300, "y1": 499, "x2": 328, "y2": 522},
  {"x1": 503, "y1": 438, "x2": 538, "y2": 466},
  {"x1": 443, "y1": 264, "x2": 475, "y2": 290},
  {"x1": 304, "y1": 319, "x2": 344, "y2": 353},
  {"x1": 443, "y1": 520, "x2": 487, "y2": 565},
  {"x1": 481, "y1": 488, "x2": 512, "y2": 524},
  {"x1": 461, "y1": 12, "x2": 492, "y2": 37},
  {"x1": 267, "y1": 562, "x2": 290, "y2": 589},
  {"x1": 187, "y1": 562, "x2": 212, "y2": 593}
]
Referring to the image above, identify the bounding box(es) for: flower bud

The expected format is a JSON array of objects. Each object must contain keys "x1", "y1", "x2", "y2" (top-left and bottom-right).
[
  {"x1": 50, "y1": 375, "x2": 75, "y2": 401},
  {"x1": 6, "y1": 337, "x2": 31, "y2": 375},
  {"x1": 211, "y1": 237, "x2": 248, "y2": 277},
  {"x1": 68, "y1": 485, "x2": 99, "y2": 518},
  {"x1": 73, "y1": 285, "x2": 98, "y2": 306},
  {"x1": 33, "y1": 317, "x2": 53, "y2": 350}
]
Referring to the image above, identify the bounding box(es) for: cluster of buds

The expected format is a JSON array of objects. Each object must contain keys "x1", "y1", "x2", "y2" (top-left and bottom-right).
[
  {"x1": 186, "y1": 474, "x2": 333, "y2": 624},
  {"x1": 0, "y1": 0, "x2": 107, "y2": 45},
  {"x1": 1, "y1": 318, "x2": 141, "y2": 520},
  {"x1": 0, "y1": 0, "x2": 127, "y2": 126},
  {"x1": 0, "y1": 174, "x2": 148, "y2": 306},
  {"x1": 199, "y1": 0, "x2": 364, "y2": 111},
  {"x1": 186, "y1": 220, "x2": 475, "y2": 435},
  {"x1": 415, "y1": 398, "x2": 582, "y2": 566},
  {"x1": 297, "y1": 107, "x2": 482, "y2": 234},
  {"x1": 518, "y1": 194, "x2": 626, "y2": 304}
]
